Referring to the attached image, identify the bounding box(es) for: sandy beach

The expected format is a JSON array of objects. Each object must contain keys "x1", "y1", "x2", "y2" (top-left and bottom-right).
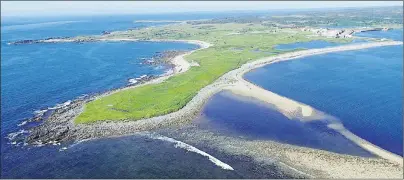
[
  {"x1": 228, "y1": 40, "x2": 404, "y2": 166},
  {"x1": 79, "y1": 39, "x2": 211, "y2": 101},
  {"x1": 25, "y1": 39, "x2": 403, "y2": 178}
]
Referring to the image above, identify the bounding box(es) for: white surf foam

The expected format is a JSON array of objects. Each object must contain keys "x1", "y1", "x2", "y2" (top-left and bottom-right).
[
  {"x1": 66, "y1": 138, "x2": 94, "y2": 149},
  {"x1": 147, "y1": 133, "x2": 234, "y2": 170},
  {"x1": 17, "y1": 120, "x2": 28, "y2": 127},
  {"x1": 48, "y1": 100, "x2": 72, "y2": 110},
  {"x1": 128, "y1": 78, "x2": 138, "y2": 85},
  {"x1": 7, "y1": 129, "x2": 28, "y2": 140},
  {"x1": 33, "y1": 109, "x2": 48, "y2": 115}
]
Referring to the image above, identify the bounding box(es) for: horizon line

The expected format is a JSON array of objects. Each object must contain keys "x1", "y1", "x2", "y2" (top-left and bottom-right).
[{"x1": 2, "y1": 4, "x2": 402, "y2": 19}]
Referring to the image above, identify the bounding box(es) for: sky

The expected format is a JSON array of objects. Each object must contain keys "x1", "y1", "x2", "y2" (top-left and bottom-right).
[{"x1": 1, "y1": 1, "x2": 403, "y2": 17}]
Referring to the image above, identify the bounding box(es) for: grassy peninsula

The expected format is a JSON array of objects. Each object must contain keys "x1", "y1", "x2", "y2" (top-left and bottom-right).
[
  {"x1": 72, "y1": 6, "x2": 402, "y2": 123},
  {"x1": 74, "y1": 23, "x2": 352, "y2": 123}
]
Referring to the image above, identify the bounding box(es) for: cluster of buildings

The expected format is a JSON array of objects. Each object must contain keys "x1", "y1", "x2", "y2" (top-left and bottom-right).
[
  {"x1": 300, "y1": 26, "x2": 391, "y2": 39},
  {"x1": 300, "y1": 28, "x2": 354, "y2": 38}
]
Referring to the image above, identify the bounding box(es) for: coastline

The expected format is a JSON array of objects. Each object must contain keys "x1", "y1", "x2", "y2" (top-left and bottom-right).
[
  {"x1": 22, "y1": 39, "x2": 211, "y2": 143},
  {"x1": 229, "y1": 40, "x2": 404, "y2": 166},
  {"x1": 24, "y1": 40, "x2": 401, "y2": 142},
  {"x1": 20, "y1": 40, "x2": 403, "y2": 178},
  {"x1": 88, "y1": 39, "x2": 211, "y2": 100},
  {"x1": 162, "y1": 125, "x2": 403, "y2": 179},
  {"x1": 3, "y1": 6, "x2": 403, "y2": 178}
]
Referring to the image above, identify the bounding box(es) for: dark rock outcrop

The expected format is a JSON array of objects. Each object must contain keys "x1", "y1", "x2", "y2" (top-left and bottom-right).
[
  {"x1": 9, "y1": 39, "x2": 38, "y2": 45},
  {"x1": 102, "y1": 31, "x2": 111, "y2": 35}
]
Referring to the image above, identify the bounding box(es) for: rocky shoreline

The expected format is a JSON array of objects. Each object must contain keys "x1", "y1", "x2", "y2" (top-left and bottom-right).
[
  {"x1": 6, "y1": 39, "x2": 403, "y2": 178},
  {"x1": 141, "y1": 50, "x2": 188, "y2": 66},
  {"x1": 9, "y1": 52, "x2": 178, "y2": 145},
  {"x1": 12, "y1": 40, "x2": 401, "y2": 148},
  {"x1": 7, "y1": 39, "x2": 210, "y2": 147},
  {"x1": 7, "y1": 37, "x2": 98, "y2": 45}
]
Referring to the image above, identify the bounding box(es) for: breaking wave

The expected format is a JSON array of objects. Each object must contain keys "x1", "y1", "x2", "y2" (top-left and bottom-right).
[{"x1": 146, "y1": 133, "x2": 234, "y2": 171}]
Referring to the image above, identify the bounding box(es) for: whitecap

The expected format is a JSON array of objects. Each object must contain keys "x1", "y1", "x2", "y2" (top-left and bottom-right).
[
  {"x1": 146, "y1": 133, "x2": 234, "y2": 170},
  {"x1": 33, "y1": 109, "x2": 48, "y2": 115},
  {"x1": 48, "y1": 100, "x2": 71, "y2": 110},
  {"x1": 163, "y1": 69, "x2": 174, "y2": 76},
  {"x1": 7, "y1": 129, "x2": 28, "y2": 140},
  {"x1": 128, "y1": 79, "x2": 138, "y2": 85},
  {"x1": 63, "y1": 100, "x2": 72, "y2": 106},
  {"x1": 17, "y1": 120, "x2": 28, "y2": 127},
  {"x1": 66, "y1": 138, "x2": 94, "y2": 149},
  {"x1": 59, "y1": 147, "x2": 68, "y2": 151},
  {"x1": 77, "y1": 94, "x2": 89, "y2": 100}
]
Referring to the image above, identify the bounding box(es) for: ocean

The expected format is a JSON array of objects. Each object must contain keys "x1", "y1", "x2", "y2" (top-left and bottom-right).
[
  {"x1": 1, "y1": 11, "x2": 281, "y2": 138},
  {"x1": 0, "y1": 14, "x2": 210, "y2": 178},
  {"x1": 3, "y1": 133, "x2": 291, "y2": 179},
  {"x1": 195, "y1": 91, "x2": 374, "y2": 157},
  {"x1": 1, "y1": 12, "x2": 402, "y2": 178},
  {"x1": 245, "y1": 29, "x2": 403, "y2": 156},
  {"x1": 1, "y1": 12, "x2": 295, "y2": 179},
  {"x1": 274, "y1": 39, "x2": 368, "y2": 51},
  {"x1": 1, "y1": 19, "x2": 199, "y2": 139}
]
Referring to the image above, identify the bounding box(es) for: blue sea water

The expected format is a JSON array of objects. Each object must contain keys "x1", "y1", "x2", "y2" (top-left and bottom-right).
[
  {"x1": 274, "y1": 39, "x2": 368, "y2": 51},
  {"x1": 1, "y1": 11, "x2": 284, "y2": 141},
  {"x1": 2, "y1": 16, "x2": 168, "y2": 42},
  {"x1": 1, "y1": 12, "x2": 258, "y2": 41},
  {"x1": 275, "y1": 40, "x2": 343, "y2": 51},
  {"x1": 2, "y1": 12, "x2": 403, "y2": 178},
  {"x1": 355, "y1": 29, "x2": 404, "y2": 41},
  {"x1": 196, "y1": 91, "x2": 374, "y2": 157},
  {"x1": 274, "y1": 28, "x2": 400, "y2": 51},
  {"x1": 1, "y1": 24, "x2": 199, "y2": 139},
  {"x1": 1, "y1": 12, "x2": 300, "y2": 179},
  {"x1": 245, "y1": 30, "x2": 403, "y2": 156},
  {"x1": 4, "y1": 134, "x2": 278, "y2": 179},
  {"x1": 0, "y1": 14, "x2": 204, "y2": 178}
]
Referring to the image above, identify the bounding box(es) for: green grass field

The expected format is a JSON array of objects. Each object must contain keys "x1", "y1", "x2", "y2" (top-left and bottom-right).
[{"x1": 75, "y1": 23, "x2": 353, "y2": 123}]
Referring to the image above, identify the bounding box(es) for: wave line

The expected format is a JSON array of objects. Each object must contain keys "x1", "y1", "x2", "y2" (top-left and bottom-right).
[{"x1": 147, "y1": 133, "x2": 234, "y2": 170}]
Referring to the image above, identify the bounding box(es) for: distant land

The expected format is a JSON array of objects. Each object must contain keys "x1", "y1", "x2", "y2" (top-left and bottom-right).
[{"x1": 3, "y1": 5, "x2": 403, "y2": 179}]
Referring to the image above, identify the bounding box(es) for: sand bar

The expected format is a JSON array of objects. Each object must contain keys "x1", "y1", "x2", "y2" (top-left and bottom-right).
[{"x1": 26, "y1": 40, "x2": 403, "y2": 178}]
